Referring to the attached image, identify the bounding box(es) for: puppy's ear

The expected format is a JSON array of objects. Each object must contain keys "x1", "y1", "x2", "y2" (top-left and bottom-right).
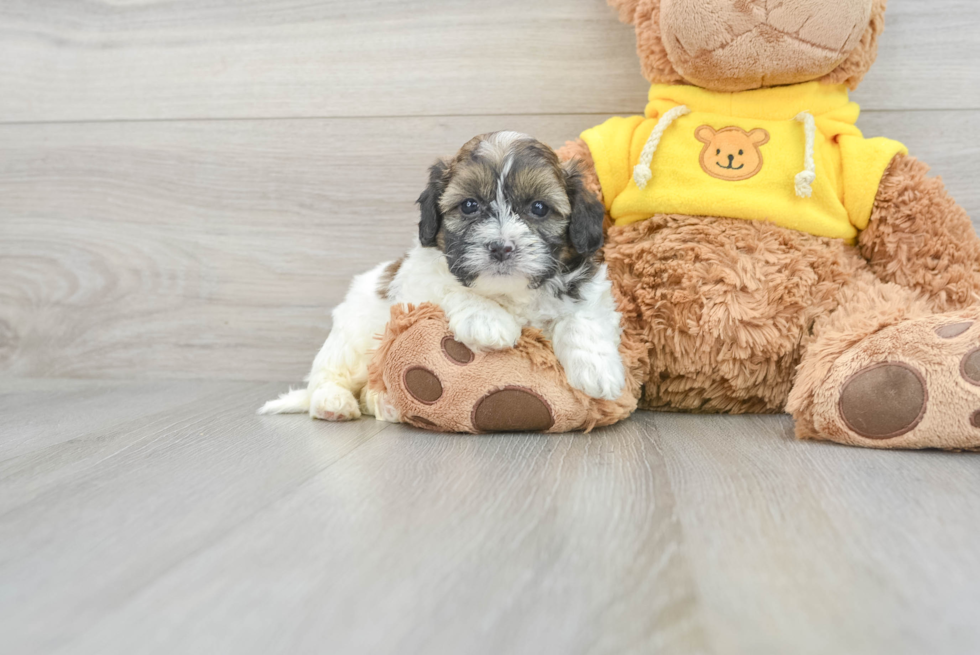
[
  {"x1": 417, "y1": 159, "x2": 449, "y2": 247},
  {"x1": 563, "y1": 161, "x2": 605, "y2": 256}
]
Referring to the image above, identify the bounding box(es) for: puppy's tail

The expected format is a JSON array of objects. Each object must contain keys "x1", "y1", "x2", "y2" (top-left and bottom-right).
[{"x1": 257, "y1": 387, "x2": 311, "y2": 415}]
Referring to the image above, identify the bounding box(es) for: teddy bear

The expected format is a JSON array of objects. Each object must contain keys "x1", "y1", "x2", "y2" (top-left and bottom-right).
[{"x1": 366, "y1": 0, "x2": 980, "y2": 450}]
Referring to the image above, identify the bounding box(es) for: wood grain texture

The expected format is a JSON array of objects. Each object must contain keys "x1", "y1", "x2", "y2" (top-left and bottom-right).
[
  {"x1": 0, "y1": 380, "x2": 391, "y2": 654},
  {"x1": 0, "y1": 0, "x2": 977, "y2": 124},
  {"x1": 645, "y1": 411, "x2": 980, "y2": 655},
  {"x1": 0, "y1": 0, "x2": 647, "y2": 123},
  {"x1": 2, "y1": 110, "x2": 978, "y2": 381},
  {"x1": 0, "y1": 113, "x2": 603, "y2": 381},
  {"x1": 4, "y1": 3, "x2": 980, "y2": 652},
  {"x1": 3, "y1": 380, "x2": 980, "y2": 654},
  {"x1": 1, "y1": 380, "x2": 707, "y2": 655}
]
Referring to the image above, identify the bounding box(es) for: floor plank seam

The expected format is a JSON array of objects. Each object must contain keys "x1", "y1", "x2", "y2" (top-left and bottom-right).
[
  {"x1": 56, "y1": 419, "x2": 395, "y2": 648},
  {"x1": 0, "y1": 381, "x2": 267, "y2": 468},
  {"x1": 2, "y1": 106, "x2": 975, "y2": 129}
]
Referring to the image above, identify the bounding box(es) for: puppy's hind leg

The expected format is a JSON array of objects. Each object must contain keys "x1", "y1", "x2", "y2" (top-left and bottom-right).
[
  {"x1": 307, "y1": 261, "x2": 398, "y2": 421},
  {"x1": 261, "y1": 261, "x2": 395, "y2": 421}
]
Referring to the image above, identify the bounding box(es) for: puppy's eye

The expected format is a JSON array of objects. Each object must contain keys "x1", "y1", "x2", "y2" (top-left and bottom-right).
[
  {"x1": 460, "y1": 198, "x2": 479, "y2": 215},
  {"x1": 530, "y1": 201, "x2": 549, "y2": 218}
]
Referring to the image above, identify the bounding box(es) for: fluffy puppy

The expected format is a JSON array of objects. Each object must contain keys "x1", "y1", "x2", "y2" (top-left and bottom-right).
[{"x1": 260, "y1": 131, "x2": 626, "y2": 422}]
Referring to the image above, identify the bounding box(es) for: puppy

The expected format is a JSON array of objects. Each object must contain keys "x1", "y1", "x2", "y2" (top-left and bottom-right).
[{"x1": 260, "y1": 131, "x2": 626, "y2": 422}]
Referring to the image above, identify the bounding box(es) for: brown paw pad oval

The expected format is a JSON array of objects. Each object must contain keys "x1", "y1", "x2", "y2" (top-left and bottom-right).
[
  {"x1": 839, "y1": 362, "x2": 927, "y2": 440},
  {"x1": 403, "y1": 367, "x2": 443, "y2": 404},
  {"x1": 472, "y1": 387, "x2": 554, "y2": 433},
  {"x1": 441, "y1": 336, "x2": 474, "y2": 365},
  {"x1": 971, "y1": 410, "x2": 980, "y2": 429},
  {"x1": 962, "y1": 348, "x2": 980, "y2": 386},
  {"x1": 936, "y1": 321, "x2": 973, "y2": 339}
]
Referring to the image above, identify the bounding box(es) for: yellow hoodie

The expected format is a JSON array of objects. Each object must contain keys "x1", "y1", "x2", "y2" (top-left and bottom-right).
[{"x1": 581, "y1": 82, "x2": 907, "y2": 241}]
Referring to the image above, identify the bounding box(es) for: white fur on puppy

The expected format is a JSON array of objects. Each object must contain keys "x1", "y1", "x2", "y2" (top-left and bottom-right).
[{"x1": 260, "y1": 132, "x2": 626, "y2": 423}]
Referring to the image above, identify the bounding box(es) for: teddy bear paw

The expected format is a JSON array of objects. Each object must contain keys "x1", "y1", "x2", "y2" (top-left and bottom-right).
[
  {"x1": 371, "y1": 304, "x2": 638, "y2": 434},
  {"x1": 812, "y1": 311, "x2": 980, "y2": 449}
]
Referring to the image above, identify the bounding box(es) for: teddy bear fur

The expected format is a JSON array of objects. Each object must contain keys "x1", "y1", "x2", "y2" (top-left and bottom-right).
[
  {"x1": 368, "y1": 0, "x2": 980, "y2": 449},
  {"x1": 367, "y1": 303, "x2": 643, "y2": 433}
]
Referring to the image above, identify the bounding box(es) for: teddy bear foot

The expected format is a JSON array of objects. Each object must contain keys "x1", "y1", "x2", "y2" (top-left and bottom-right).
[
  {"x1": 366, "y1": 303, "x2": 638, "y2": 434},
  {"x1": 806, "y1": 310, "x2": 980, "y2": 450}
]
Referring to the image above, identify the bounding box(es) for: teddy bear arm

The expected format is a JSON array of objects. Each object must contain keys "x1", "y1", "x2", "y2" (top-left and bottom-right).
[{"x1": 858, "y1": 153, "x2": 980, "y2": 313}]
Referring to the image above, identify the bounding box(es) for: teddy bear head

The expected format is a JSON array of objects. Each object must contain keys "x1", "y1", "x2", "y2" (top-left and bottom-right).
[{"x1": 608, "y1": 0, "x2": 887, "y2": 92}]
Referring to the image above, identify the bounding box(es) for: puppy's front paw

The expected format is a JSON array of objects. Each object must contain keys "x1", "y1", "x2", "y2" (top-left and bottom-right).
[
  {"x1": 310, "y1": 382, "x2": 361, "y2": 421},
  {"x1": 449, "y1": 308, "x2": 522, "y2": 352},
  {"x1": 562, "y1": 349, "x2": 626, "y2": 401}
]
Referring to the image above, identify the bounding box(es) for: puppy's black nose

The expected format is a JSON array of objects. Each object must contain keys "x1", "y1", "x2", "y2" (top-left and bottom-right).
[{"x1": 488, "y1": 240, "x2": 515, "y2": 262}]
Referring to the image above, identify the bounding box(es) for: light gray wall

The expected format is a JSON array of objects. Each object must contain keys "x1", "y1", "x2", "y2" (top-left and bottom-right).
[{"x1": 2, "y1": 0, "x2": 978, "y2": 381}]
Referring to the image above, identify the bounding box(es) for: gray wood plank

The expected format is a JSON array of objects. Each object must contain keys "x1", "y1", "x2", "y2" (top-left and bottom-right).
[
  {"x1": 0, "y1": 113, "x2": 606, "y2": 381},
  {"x1": 2, "y1": 109, "x2": 978, "y2": 381},
  {"x1": 6, "y1": 411, "x2": 706, "y2": 655},
  {"x1": 0, "y1": 0, "x2": 975, "y2": 124},
  {"x1": 0, "y1": 378, "x2": 245, "y2": 461},
  {"x1": 646, "y1": 411, "x2": 980, "y2": 655},
  {"x1": 5, "y1": 379, "x2": 980, "y2": 654},
  {"x1": 0, "y1": 380, "x2": 391, "y2": 655},
  {"x1": 853, "y1": 0, "x2": 980, "y2": 112},
  {"x1": 0, "y1": 0, "x2": 647, "y2": 123}
]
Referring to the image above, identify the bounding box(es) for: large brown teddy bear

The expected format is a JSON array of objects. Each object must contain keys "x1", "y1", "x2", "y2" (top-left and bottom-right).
[{"x1": 367, "y1": 0, "x2": 980, "y2": 450}]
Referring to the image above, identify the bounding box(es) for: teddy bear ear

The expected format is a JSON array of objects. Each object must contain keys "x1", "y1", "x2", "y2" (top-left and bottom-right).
[
  {"x1": 617, "y1": 0, "x2": 686, "y2": 86},
  {"x1": 606, "y1": 0, "x2": 643, "y2": 25},
  {"x1": 695, "y1": 125, "x2": 716, "y2": 144},
  {"x1": 748, "y1": 128, "x2": 770, "y2": 146}
]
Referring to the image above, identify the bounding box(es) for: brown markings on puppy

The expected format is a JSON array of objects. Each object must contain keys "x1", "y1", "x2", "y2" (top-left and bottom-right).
[
  {"x1": 417, "y1": 131, "x2": 606, "y2": 296},
  {"x1": 376, "y1": 256, "x2": 405, "y2": 299}
]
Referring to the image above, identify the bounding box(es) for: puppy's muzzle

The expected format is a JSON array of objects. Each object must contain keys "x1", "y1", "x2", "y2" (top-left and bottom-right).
[{"x1": 487, "y1": 240, "x2": 515, "y2": 263}]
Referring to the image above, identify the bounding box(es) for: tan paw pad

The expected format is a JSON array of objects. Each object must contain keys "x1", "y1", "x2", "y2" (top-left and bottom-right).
[
  {"x1": 441, "y1": 337, "x2": 474, "y2": 365},
  {"x1": 961, "y1": 348, "x2": 980, "y2": 386},
  {"x1": 472, "y1": 387, "x2": 555, "y2": 432},
  {"x1": 403, "y1": 367, "x2": 443, "y2": 404},
  {"x1": 838, "y1": 362, "x2": 927, "y2": 440},
  {"x1": 936, "y1": 321, "x2": 974, "y2": 339}
]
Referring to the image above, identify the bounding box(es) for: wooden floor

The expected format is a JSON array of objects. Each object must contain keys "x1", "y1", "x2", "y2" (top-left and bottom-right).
[
  {"x1": 2, "y1": 379, "x2": 979, "y2": 655},
  {"x1": 5, "y1": 1, "x2": 980, "y2": 652}
]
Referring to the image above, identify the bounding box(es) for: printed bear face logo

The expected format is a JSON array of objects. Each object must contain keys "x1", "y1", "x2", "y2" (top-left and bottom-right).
[{"x1": 695, "y1": 125, "x2": 770, "y2": 181}]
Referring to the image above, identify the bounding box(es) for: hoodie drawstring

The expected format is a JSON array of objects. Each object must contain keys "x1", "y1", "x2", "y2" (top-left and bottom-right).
[
  {"x1": 794, "y1": 111, "x2": 816, "y2": 198},
  {"x1": 633, "y1": 105, "x2": 691, "y2": 189},
  {"x1": 633, "y1": 105, "x2": 817, "y2": 199}
]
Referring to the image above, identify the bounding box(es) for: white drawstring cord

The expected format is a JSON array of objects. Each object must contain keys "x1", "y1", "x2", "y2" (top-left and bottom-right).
[
  {"x1": 794, "y1": 111, "x2": 816, "y2": 198},
  {"x1": 633, "y1": 105, "x2": 691, "y2": 189},
  {"x1": 634, "y1": 106, "x2": 816, "y2": 197}
]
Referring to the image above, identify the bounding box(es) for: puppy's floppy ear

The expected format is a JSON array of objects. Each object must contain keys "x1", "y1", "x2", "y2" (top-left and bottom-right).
[
  {"x1": 563, "y1": 160, "x2": 605, "y2": 255},
  {"x1": 417, "y1": 159, "x2": 449, "y2": 247}
]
